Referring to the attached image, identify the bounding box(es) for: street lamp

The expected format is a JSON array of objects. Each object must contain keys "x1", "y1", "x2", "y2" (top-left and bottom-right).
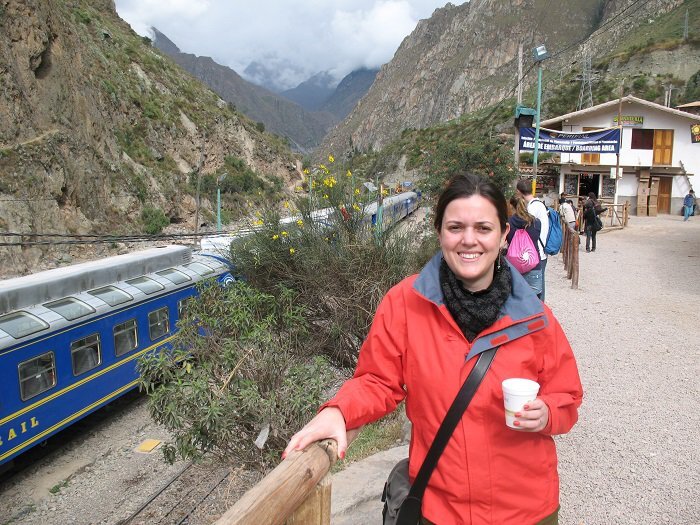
[
  {"x1": 532, "y1": 44, "x2": 550, "y2": 195},
  {"x1": 216, "y1": 172, "x2": 227, "y2": 232}
]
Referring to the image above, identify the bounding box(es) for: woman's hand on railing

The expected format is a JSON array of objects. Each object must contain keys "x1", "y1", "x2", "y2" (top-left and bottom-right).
[{"x1": 283, "y1": 407, "x2": 355, "y2": 461}]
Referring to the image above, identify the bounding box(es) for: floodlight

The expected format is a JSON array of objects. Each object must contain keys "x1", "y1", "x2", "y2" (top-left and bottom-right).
[{"x1": 532, "y1": 44, "x2": 550, "y2": 62}]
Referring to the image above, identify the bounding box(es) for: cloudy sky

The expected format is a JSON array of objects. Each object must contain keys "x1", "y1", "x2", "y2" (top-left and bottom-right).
[{"x1": 114, "y1": 0, "x2": 468, "y2": 90}]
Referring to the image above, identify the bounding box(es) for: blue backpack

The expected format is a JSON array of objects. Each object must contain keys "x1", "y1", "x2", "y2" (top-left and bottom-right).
[{"x1": 536, "y1": 200, "x2": 563, "y2": 256}]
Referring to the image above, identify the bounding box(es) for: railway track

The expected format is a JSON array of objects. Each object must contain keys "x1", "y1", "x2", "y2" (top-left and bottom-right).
[{"x1": 119, "y1": 463, "x2": 234, "y2": 525}]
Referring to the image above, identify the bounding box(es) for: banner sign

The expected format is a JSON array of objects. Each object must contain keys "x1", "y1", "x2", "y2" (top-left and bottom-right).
[
  {"x1": 613, "y1": 115, "x2": 644, "y2": 127},
  {"x1": 691, "y1": 123, "x2": 700, "y2": 144},
  {"x1": 519, "y1": 127, "x2": 621, "y2": 154}
]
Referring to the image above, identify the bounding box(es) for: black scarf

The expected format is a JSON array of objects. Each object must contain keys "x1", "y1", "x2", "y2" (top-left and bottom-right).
[{"x1": 439, "y1": 255, "x2": 512, "y2": 342}]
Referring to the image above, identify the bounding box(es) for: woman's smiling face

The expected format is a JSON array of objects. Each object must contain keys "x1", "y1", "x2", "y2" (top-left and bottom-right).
[{"x1": 437, "y1": 195, "x2": 509, "y2": 292}]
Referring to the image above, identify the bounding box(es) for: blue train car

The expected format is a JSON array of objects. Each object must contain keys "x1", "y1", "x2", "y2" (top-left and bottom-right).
[{"x1": 0, "y1": 245, "x2": 232, "y2": 467}]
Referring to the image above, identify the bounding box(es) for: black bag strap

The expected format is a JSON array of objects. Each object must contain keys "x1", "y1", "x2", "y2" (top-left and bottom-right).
[{"x1": 396, "y1": 346, "x2": 498, "y2": 524}]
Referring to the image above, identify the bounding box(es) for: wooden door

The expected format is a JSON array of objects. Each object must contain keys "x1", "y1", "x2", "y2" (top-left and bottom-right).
[
  {"x1": 582, "y1": 127, "x2": 600, "y2": 165},
  {"x1": 657, "y1": 177, "x2": 672, "y2": 214},
  {"x1": 653, "y1": 129, "x2": 673, "y2": 165}
]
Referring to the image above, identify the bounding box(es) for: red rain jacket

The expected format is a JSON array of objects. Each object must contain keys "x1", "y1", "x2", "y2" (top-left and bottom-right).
[{"x1": 323, "y1": 253, "x2": 583, "y2": 524}]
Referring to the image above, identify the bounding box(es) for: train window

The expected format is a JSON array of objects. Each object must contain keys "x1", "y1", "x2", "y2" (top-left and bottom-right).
[
  {"x1": 19, "y1": 352, "x2": 56, "y2": 401},
  {"x1": 0, "y1": 311, "x2": 49, "y2": 339},
  {"x1": 177, "y1": 298, "x2": 191, "y2": 320},
  {"x1": 126, "y1": 276, "x2": 165, "y2": 295},
  {"x1": 114, "y1": 319, "x2": 138, "y2": 356},
  {"x1": 44, "y1": 297, "x2": 95, "y2": 321},
  {"x1": 88, "y1": 286, "x2": 132, "y2": 306},
  {"x1": 71, "y1": 333, "x2": 102, "y2": 375},
  {"x1": 183, "y1": 262, "x2": 214, "y2": 276},
  {"x1": 156, "y1": 268, "x2": 191, "y2": 284},
  {"x1": 148, "y1": 307, "x2": 169, "y2": 340}
]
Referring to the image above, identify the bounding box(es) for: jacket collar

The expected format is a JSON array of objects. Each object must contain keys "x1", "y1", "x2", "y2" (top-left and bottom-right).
[{"x1": 413, "y1": 251, "x2": 546, "y2": 359}]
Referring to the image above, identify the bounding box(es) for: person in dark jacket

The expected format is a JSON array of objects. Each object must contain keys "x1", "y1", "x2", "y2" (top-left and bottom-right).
[
  {"x1": 583, "y1": 192, "x2": 600, "y2": 252},
  {"x1": 507, "y1": 195, "x2": 543, "y2": 297}
]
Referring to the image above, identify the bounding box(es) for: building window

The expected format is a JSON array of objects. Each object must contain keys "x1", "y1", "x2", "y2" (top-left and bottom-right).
[
  {"x1": 19, "y1": 352, "x2": 56, "y2": 401},
  {"x1": 71, "y1": 333, "x2": 102, "y2": 376},
  {"x1": 148, "y1": 307, "x2": 169, "y2": 341},
  {"x1": 631, "y1": 129, "x2": 654, "y2": 150},
  {"x1": 114, "y1": 319, "x2": 138, "y2": 356}
]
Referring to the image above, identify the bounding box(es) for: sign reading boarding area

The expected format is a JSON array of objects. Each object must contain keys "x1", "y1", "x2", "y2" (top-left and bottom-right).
[{"x1": 520, "y1": 127, "x2": 621, "y2": 154}]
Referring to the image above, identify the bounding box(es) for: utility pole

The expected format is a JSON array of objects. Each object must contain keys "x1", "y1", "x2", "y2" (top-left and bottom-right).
[
  {"x1": 193, "y1": 135, "x2": 206, "y2": 241},
  {"x1": 516, "y1": 42, "x2": 523, "y2": 104},
  {"x1": 614, "y1": 84, "x2": 623, "y2": 205},
  {"x1": 532, "y1": 44, "x2": 550, "y2": 195},
  {"x1": 577, "y1": 51, "x2": 593, "y2": 110},
  {"x1": 514, "y1": 42, "x2": 524, "y2": 171}
]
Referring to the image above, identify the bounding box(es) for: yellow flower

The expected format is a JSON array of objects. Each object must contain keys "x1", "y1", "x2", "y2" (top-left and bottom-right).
[
  {"x1": 323, "y1": 176, "x2": 337, "y2": 188},
  {"x1": 272, "y1": 234, "x2": 279, "y2": 240},
  {"x1": 281, "y1": 231, "x2": 288, "y2": 236},
  {"x1": 296, "y1": 219, "x2": 303, "y2": 226},
  {"x1": 283, "y1": 201, "x2": 290, "y2": 208},
  {"x1": 354, "y1": 188, "x2": 360, "y2": 195},
  {"x1": 303, "y1": 168, "x2": 309, "y2": 174},
  {"x1": 324, "y1": 237, "x2": 329, "y2": 241},
  {"x1": 255, "y1": 211, "x2": 262, "y2": 217},
  {"x1": 312, "y1": 180, "x2": 318, "y2": 189},
  {"x1": 323, "y1": 194, "x2": 329, "y2": 199},
  {"x1": 346, "y1": 170, "x2": 352, "y2": 177},
  {"x1": 253, "y1": 219, "x2": 263, "y2": 226},
  {"x1": 296, "y1": 186, "x2": 303, "y2": 191},
  {"x1": 289, "y1": 248, "x2": 295, "y2": 254},
  {"x1": 319, "y1": 164, "x2": 327, "y2": 171},
  {"x1": 381, "y1": 189, "x2": 389, "y2": 196},
  {"x1": 328, "y1": 154, "x2": 335, "y2": 163},
  {"x1": 353, "y1": 203, "x2": 361, "y2": 211}
]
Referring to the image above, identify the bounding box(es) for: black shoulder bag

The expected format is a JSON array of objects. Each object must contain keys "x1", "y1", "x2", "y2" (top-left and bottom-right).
[{"x1": 381, "y1": 346, "x2": 498, "y2": 525}]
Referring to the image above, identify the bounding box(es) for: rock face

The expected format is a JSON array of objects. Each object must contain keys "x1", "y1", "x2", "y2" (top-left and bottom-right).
[
  {"x1": 0, "y1": 0, "x2": 296, "y2": 277},
  {"x1": 321, "y1": 0, "x2": 687, "y2": 154}
]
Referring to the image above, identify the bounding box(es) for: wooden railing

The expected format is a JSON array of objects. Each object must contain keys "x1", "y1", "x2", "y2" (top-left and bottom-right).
[
  {"x1": 560, "y1": 218, "x2": 579, "y2": 290},
  {"x1": 599, "y1": 202, "x2": 630, "y2": 229},
  {"x1": 215, "y1": 440, "x2": 338, "y2": 525}
]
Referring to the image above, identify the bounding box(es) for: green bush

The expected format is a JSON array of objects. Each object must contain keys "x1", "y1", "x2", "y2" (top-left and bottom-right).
[
  {"x1": 141, "y1": 205, "x2": 169, "y2": 234},
  {"x1": 138, "y1": 281, "x2": 336, "y2": 469}
]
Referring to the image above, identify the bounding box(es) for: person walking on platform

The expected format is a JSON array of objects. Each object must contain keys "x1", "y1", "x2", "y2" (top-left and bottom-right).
[
  {"x1": 583, "y1": 192, "x2": 600, "y2": 252},
  {"x1": 559, "y1": 197, "x2": 577, "y2": 230},
  {"x1": 683, "y1": 190, "x2": 695, "y2": 221},
  {"x1": 285, "y1": 173, "x2": 583, "y2": 525}
]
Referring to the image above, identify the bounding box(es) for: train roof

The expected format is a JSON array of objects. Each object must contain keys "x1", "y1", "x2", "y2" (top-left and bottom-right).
[{"x1": 0, "y1": 245, "x2": 193, "y2": 315}]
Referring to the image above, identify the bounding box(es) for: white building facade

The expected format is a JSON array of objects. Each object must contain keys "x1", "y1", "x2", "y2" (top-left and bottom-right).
[{"x1": 535, "y1": 96, "x2": 700, "y2": 215}]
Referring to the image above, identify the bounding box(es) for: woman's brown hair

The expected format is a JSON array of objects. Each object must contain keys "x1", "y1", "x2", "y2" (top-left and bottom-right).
[{"x1": 509, "y1": 194, "x2": 534, "y2": 227}]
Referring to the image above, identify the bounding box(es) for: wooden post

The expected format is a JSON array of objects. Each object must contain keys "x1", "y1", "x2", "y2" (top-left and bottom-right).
[
  {"x1": 215, "y1": 440, "x2": 338, "y2": 525},
  {"x1": 571, "y1": 232, "x2": 579, "y2": 289}
]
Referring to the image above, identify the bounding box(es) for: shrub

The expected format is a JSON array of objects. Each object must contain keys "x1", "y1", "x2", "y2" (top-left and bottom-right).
[
  {"x1": 138, "y1": 281, "x2": 336, "y2": 469},
  {"x1": 141, "y1": 205, "x2": 169, "y2": 234}
]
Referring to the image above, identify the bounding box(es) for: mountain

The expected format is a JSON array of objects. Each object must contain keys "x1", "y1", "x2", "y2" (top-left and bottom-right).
[
  {"x1": 321, "y1": 0, "x2": 696, "y2": 155},
  {"x1": 280, "y1": 68, "x2": 379, "y2": 120},
  {"x1": 152, "y1": 29, "x2": 335, "y2": 151},
  {"x1": 0, "y1": 0, "x2": 296, "y2": 276},
  {"x1": 281, "y1": 71, "x2": 336, "y2": 111},
  {"x1": 321, "y1": 68, "x2": 379, "y2": 120}
]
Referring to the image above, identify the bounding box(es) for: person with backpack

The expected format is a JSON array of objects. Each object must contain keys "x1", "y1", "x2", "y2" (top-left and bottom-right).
[
  {"x1": 507, "y1": 195, "x2": 543, "y2": 297},
  {"x1": 583, "y1": 192, "x2": 602, "y2": 252},
  {"x1": 516, "y1": 180, "x2": 553, "y2": 301}
]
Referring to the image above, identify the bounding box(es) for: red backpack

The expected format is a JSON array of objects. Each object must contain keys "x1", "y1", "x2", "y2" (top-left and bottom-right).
[{"x1": 506, "y1": 228, "x2": 539, "y2": 274}]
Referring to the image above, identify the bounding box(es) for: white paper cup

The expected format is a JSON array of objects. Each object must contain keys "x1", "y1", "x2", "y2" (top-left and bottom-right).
[{"x1": 502, "y1": 378, "x2": 540, "y2": 429}]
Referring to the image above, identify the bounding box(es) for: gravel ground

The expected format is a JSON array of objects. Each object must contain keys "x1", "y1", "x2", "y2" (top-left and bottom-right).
[
  {"x1": 547, "y1": 215, "x2": 699, "y2": 524},
  {"x1": 1, "y1": 214, "x2": 698, "y2": 524}
]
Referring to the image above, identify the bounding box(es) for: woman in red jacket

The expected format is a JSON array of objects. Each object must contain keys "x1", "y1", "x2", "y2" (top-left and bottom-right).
[{"x1": 285, "y1": 173, "x2": 583, "y2": 524}]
